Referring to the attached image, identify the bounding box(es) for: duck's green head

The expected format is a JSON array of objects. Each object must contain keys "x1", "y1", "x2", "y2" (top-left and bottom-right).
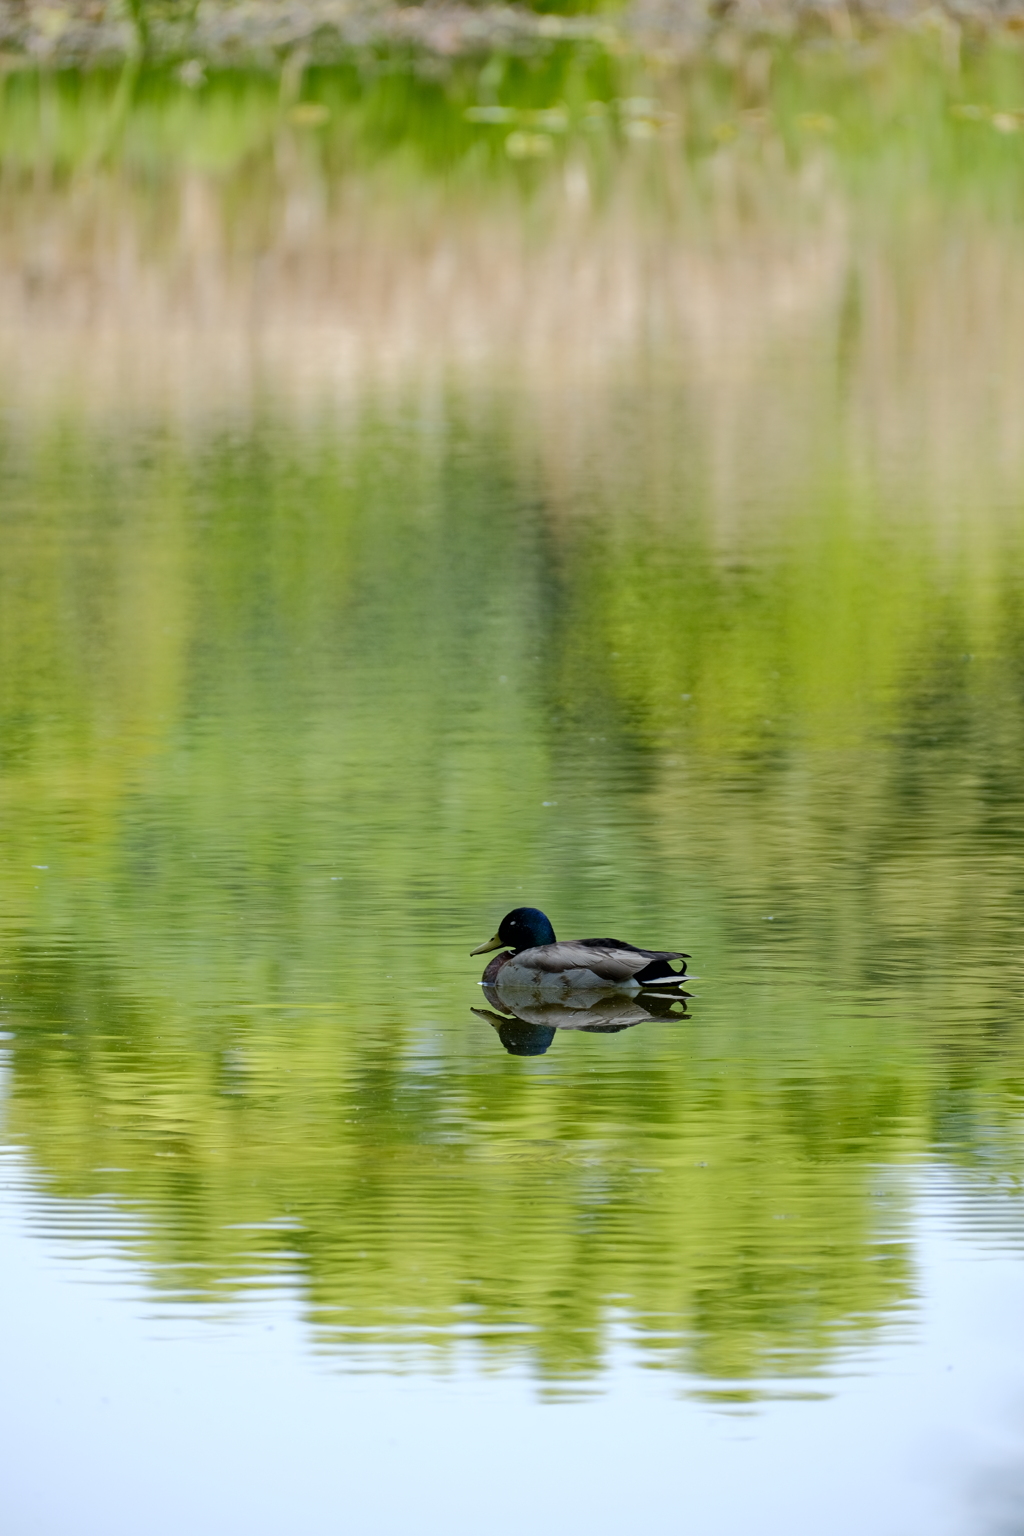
[{"x1": 470, "y1": 907, "x2": 556, "y2": 955}]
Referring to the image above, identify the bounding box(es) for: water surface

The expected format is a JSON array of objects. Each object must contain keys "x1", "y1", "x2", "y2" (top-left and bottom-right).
[{"x1": 2, "y1": 80, "x2": 1024, "y2": 1528}]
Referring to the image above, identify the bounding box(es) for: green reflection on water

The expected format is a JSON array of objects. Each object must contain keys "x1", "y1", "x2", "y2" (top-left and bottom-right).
[
  {"x1": 3, "y1": 34, "x2": 1024, "y2": 207},
  {"x1": 0, "y1": 389, "x2": 1022, "y2": 1391}
]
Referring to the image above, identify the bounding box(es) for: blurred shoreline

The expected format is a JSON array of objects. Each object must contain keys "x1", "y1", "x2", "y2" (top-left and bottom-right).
[
  {"x1": 1, "y1": 0, "x2": 1023, "y2": 70},
  {"x1": 1, "y1": 18, "x2": 1023, "y2": 493}
]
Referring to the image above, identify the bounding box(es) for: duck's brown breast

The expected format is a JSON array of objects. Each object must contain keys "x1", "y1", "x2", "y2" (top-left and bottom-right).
[{"x1": 481, "y1": 950, "x2": 514, "y2": 984}]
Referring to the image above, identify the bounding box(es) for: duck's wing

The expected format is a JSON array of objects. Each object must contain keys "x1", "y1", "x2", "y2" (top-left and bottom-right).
[
  {"x1": 578, "y1": 938, "x2": 690, "y2": 961},
  {"x1": 578, "y1": 937, "x2": 690, "y2": 983},
  {"x1": 516, "y1": 939, "x2": 686, "y2": 985}
]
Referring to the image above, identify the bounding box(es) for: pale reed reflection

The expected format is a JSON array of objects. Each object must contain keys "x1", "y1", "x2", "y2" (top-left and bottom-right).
[
  {"x1": 0, "y1": 179, "x2": 842, "y2": 402},
  {"x1": 3, "y1": 175, "x2": 1024, "y2": 515}
]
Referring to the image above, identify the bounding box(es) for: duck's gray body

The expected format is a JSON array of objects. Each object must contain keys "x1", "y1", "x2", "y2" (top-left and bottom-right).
[
  {"x1": 484, "y1": 940, "x2": 688, "y2": 995},
  {"x1": 500, "y1": 946, "x2": 647, "y2": 992}
]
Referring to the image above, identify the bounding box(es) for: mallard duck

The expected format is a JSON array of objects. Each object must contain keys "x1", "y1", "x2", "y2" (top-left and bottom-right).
[{"x1": 470, "y1": 906, "x2": 689, "y2": 991}]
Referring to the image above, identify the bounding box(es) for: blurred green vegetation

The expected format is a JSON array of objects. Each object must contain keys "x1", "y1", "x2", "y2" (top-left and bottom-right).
[
  {"x1": 0, "y1": 28, "x2": 1023, "y2": 212},
  {"x1": 0, "y1": 392, "x2": 1022, "y2": 1388}
]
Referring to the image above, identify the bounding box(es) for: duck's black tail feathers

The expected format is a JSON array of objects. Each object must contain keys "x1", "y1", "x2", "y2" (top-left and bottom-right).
[{"x1": 634, "y1": 956, "x2": 688, "y2": 985}]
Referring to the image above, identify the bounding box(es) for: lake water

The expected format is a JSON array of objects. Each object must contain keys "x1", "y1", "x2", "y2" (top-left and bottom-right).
[{"x1": 2, "y1": 92, "x2": 1024, "y2": 1531}]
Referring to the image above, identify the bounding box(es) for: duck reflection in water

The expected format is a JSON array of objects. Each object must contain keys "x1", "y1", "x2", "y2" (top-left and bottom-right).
[{"x1": 473, "y1": 987, "x2": 691, "y2": 1056}]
